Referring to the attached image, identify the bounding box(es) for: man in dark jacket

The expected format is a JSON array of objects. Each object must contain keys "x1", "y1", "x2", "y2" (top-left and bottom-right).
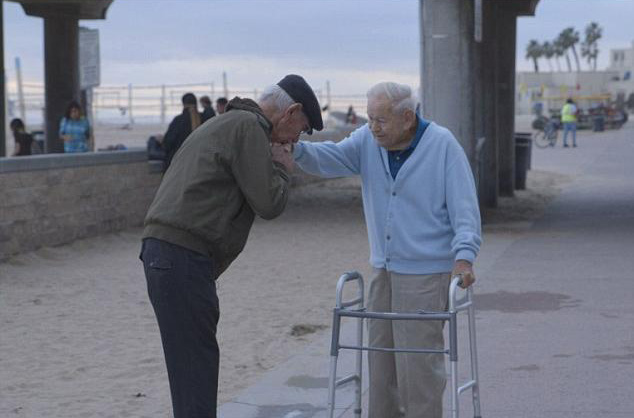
[
  {"x1": 162, "y1": 92, "x2": 202, "y2": 170},
  {"x1": 200, "y1": 95, "x2": 216, "y2": 122},
  {"x1": 140, "y1": 74, "x2": 323, "y2": 418},
  {"x1": 216, "y1": 96, "x2": 228, "y2": 114}
]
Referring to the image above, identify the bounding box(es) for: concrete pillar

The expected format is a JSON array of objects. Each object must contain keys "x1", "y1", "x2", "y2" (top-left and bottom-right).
[
  {"x1": 421, "y1": 0, "x2": 476, "y2": 164},
  {"x1": 479, "y1": 1, "x2": 501, "y2": 207},
  {"x1": 495, "y1": 8, "x2": 517, "y2": 196},
  {"x1": 0, "y1": 1, "x2": 5, "y2": 157},
  {"x1": 44, "y1": 15, "x2": 79, "y2": 153},
  {"x1": 472, "y1": 3, "x2": 487, "y2": 205}
]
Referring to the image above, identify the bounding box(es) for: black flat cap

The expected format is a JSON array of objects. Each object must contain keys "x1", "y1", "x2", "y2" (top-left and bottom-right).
[{"x1": 277, "y1": 74, "x2": 323, "y2": 134}]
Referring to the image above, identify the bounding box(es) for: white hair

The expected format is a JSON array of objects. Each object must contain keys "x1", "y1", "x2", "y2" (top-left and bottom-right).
[
  {"x1": 258, "y1": 84, "x2": 295, "y2": 112},
  {"x1": 367, "y1": 82, "x2": 416, "y2": 114}
]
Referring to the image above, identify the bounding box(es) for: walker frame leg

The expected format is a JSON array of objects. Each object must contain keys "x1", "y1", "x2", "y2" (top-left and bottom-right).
[
  {"x1": 467, "y1": 290, "x2": 482, "y2": 418},
  {"x1": 327, "y1": 355, "x2": 339, "y2": 418},
  {"x1": 354, "y1": 315, "x2": 363, "y2": 418}
]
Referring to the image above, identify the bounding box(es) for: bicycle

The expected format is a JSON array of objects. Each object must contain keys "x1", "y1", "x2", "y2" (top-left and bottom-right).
[{"x1": 533, "y1": 117, "x2": 560, "y2": 148}]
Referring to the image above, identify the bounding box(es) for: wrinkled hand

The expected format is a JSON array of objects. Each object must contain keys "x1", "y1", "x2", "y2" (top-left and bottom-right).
[
  {"x1": 451, "y1": 259, "x2": 476, "y2": 289},
  {"x1": 271, "y1": 143, "x2": 294, "y2": 173}
]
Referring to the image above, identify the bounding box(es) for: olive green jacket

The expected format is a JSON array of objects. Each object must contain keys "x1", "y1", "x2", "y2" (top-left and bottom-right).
[{"x1": 143, "y1": 98, "x2": 289, "y2": 277}]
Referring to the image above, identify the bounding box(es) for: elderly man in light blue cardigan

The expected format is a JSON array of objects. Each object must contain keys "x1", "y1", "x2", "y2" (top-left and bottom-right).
[{"x1": 293, "y1": 82, "x2": 481, "y2": 418}]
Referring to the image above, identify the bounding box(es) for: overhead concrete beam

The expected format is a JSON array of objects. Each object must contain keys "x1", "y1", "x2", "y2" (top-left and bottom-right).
[
  {"x1": 9, "y1": 0, "x2": 113, "y2": 19},
  {"x1": 499, "y1": 0, "x2": 539, "y2": 16}
]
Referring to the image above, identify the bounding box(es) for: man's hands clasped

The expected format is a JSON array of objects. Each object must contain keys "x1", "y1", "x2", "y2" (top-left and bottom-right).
[{"x1": 271, "y1": 143, "x2": 294, "y2": 173}]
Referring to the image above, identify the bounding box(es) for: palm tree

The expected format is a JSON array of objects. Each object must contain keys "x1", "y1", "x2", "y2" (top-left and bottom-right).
[
  {"x1": 581, "y1": 22, "x2": 603, "y2": 70},
  {"x1": 555, "y1": 33, "x2": 572, "y2": 72},
  {"x1": 525, "y1": 40, "x2": 542, "y2": 73},
  {"x1": 542, "y1": 41, "x2": 555, "y2": 72},
  {"x1": 553, "y1": 38, "x2": 564, "y2": 71},
  {"x1": 559, "y1": 27, "x2": 581, "y2": 72},
  {"x1": 581, "y1": 40, "x2": 593, "y2": 71}
]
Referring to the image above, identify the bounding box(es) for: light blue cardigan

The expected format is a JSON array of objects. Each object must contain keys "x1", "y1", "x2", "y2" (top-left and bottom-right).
[{"x1": 294, "y1": 121, "x2": 482, "y2": 274}]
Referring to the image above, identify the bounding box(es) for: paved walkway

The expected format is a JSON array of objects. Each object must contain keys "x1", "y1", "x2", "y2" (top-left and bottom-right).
[{"x1": 219, "y1": 122, "x2": 634, "y2": 418}]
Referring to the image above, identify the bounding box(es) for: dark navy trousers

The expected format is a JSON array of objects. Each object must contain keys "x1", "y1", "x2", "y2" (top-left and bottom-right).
[{"x1": 141, "y1": 238, "x2": 219, "y2": 418}]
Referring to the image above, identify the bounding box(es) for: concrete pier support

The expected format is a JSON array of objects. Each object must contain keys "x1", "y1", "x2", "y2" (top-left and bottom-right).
[
  {"x1": 496, "y1": 7, "x2": 518, "y2": 196},
  {"x1": 44, "y1": 15, "x2": 79, "y2": 153},
  {"x1": 11, "y1": 0, "x2": 113, "y2": 153},
  {"x1": 420, "y1": 0, "x2": 477, "y2": 162},
  {"x1": 419, "y1": 0, "x2": 538, "y2": 207},
  {"x1": 479, "y1": 0, "x2": 500, "y2": 207}
]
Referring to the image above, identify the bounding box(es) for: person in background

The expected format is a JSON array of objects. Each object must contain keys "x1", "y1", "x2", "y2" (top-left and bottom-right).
[
  {"x1": 162, "y1": 92, "x2": 202, "y2": 170},
  {"x1": 200, "y1": 95, "x2": 216, "y2": 122},
  {"x1": 59, "y1": 101, "x2": 91, "y2": 153},
  {"x1": 346, "y1": 105, "x2": 357, "y2": 124},
  {"x1": 10, "y1": 118, "x2": 33, "y2": 156},
  {"x1": 140, "y1": 74, "x2": 323, "y2": 418},
  {"x1": 147, "y1": 134, "x2": 166, "y2": 162},
  {"x1": 561, "y1": 98, "x2": 578, "y2": 148},
  {"x1": 293, "y1": 81, "x2": 481, "y2": 418},
  {"x1": 216, "y1": 97, "x2": 228, "y2": 114}
]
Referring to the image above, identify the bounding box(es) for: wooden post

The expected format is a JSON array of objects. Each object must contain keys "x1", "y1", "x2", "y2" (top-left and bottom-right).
[
  {"x1": 160, "y1": 84, "x2": 166, "y2": 125},
  {"x1": 15, "y1": 57, "x2": 26, "y2": 123},
  {"x1": 222, "y1": 72, "x2": 228, "y2": 99},
  {"x1": 93, "y1": 90, "x2": 98, "y2": 122},
  {"x1": 127, "y1": 83, "x2": 134, "y2": 125}
]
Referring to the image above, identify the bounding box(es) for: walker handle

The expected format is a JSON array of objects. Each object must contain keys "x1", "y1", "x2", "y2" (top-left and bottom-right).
[
  {"x1": 449, "y1": 275, "x2": 471, "y2": 312},
  {"x1": 335, "y1": 271, "x2": 365, "y2": 309}
]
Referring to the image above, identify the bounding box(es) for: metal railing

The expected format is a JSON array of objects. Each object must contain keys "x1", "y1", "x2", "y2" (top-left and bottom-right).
[{"x1": 5, "y1": 81, "x2": 368, "y2": 127}]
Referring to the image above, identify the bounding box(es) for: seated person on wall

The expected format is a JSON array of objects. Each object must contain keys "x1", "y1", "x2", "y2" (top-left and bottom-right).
[
  {"x1": 10, "y1": 118, "x2": 34, "y2": 157},
  {"x1": 346, "y1": 105, "x2": 357, "y2": 124},
  {"x1": 59, "y1": 100, "x2": 92, "y2": 153},
  {"x1": 147, "y1": 134, "x2": 166, "y2": 162}
]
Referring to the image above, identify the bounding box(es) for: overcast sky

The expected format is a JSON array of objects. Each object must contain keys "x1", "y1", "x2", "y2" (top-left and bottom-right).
[{"x1": 3, "y1": 0, "x2": 634, "y2": 94}]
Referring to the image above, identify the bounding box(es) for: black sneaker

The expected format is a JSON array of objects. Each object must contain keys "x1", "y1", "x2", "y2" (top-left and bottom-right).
[
  {"x1": 573, "y1": 144, "x2": 577, "y2": 148},
  {"x1": 564, "y1": 144, "x2": 569, "y2": 148}
]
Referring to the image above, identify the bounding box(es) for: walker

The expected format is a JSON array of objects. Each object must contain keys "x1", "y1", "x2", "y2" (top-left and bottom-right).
[{"x1": 327, "y1": 271, "x2": 482, "y2": 418}]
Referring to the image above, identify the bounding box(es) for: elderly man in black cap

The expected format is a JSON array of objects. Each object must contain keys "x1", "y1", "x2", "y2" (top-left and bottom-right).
[{"x1": 140, "y1": 74, "x2": 323, "y2": 418}]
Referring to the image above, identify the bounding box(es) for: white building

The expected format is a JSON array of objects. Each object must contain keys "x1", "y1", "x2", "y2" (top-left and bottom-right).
[
  {"x1": 606, "y1": 41, "x2": 634, "y2": 106},
  {"x1": 515, "y1": 40, "x2": 634, "y2": 115}
]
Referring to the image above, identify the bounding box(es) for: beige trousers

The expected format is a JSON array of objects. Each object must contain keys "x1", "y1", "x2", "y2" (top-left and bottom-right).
[{"x1": 367, "y1": 268, "x2": 451, "y2": 418}]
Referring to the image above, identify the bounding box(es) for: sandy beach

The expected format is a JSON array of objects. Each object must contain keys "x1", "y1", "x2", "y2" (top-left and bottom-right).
[{"x1": 0, "y1": 164, "x2": 563, "y2": 417}]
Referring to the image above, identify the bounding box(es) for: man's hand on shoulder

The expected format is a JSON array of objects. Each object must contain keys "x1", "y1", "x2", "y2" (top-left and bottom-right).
[
  {"x1": 451, "y1": 259, "x2": 476, "y2": 288},
  {"x1": 271, "y1": 143, "x2": 294, "y2": 173}
]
